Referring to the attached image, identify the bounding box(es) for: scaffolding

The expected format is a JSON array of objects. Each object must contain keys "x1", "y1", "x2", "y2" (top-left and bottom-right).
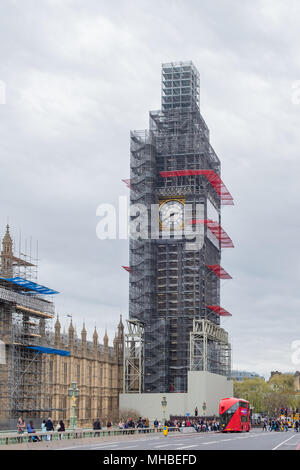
[
  {"x1": 0, "y1": 226, "x2": 59, "y2": 425},
  {"x1": 123, "y1": 319, "x2": 144, "y2": 393},
  {"x1": 190, "y1": 318, "x2": 231, "y2": 376},
  {"x1": 128, "y1": 61, "x2": 233, "y2": 393}
]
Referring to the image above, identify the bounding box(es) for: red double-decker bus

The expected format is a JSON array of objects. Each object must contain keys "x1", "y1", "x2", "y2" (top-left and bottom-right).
[{"x1": 219, "y1": 398, "x2": 251, "y2": 432}]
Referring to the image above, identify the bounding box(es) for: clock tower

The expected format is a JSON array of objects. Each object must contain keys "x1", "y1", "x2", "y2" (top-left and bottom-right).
[{"x1": 128, "y1": 61, "x2": 234, "y2": 394}]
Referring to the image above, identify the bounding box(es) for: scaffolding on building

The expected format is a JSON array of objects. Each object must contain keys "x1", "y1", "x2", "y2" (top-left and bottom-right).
[
  {"x1": 0, "y1": 226, "x2": 63, "y2": 424},
  {"x1": 123, "y1": 319, "x2": 144, "y2": 393},
  {"x1": 127, "y1": 61, "x2": 235, "y2": 394},
  {"x1": 189, "y1": 318, "x2": 231, "y2": 376}
]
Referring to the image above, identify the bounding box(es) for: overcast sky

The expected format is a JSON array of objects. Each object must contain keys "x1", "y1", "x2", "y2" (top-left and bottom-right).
[{"x1": 0, "y1": 0, "x2": 300, "y2": 378}]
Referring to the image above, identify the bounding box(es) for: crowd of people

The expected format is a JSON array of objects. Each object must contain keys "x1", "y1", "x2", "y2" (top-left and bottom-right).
[
  {"x1": 167, "y1": 416, "x2": 220, "y2": 432},
  {"x1": 91, "y1": 416, "x2": 220, "y2": 433},
  {"x1": 262, "y1": 418, "x2": 300, "y2": 432},
  {"x1": 17, "y1": 416, "x2": 65, "y2": 442}
]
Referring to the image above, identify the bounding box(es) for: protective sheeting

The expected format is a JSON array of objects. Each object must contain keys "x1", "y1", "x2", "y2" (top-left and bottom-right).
[
  {"x1": 189, "y1": 219, "x2": 234, "y2": 248},
  {"x1": 122, "y1": 179, "x2": 131, "y2": 188},
  {"x1": 0, "y1": 276, "x2": 59, "y2": 295},
  {"x1": 207, "y1": 305, "x2": 232, "y2": 317},
  {"x1": 25, "y1": 346, "x2": 70, "y2": 356},
  {"x1": 207, "y1": 264, "x2": 232, "y2": 279},
  {"x1": 159, "y1": 169, "x2": 234, "y2": 205}
]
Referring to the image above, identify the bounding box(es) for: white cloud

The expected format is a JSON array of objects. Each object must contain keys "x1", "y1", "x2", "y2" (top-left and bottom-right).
[{"x1": 0, "y1": 0, "x2": 300, "y2": 366}]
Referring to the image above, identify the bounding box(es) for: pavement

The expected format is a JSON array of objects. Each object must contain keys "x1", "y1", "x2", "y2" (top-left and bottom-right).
[{"x1": 56, "y1": 429, "x2": 300, "y2": 451}]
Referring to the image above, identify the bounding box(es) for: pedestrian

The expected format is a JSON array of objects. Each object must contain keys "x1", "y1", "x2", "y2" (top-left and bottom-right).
[
  {"x1": 45, "y1": 416, "x2": 54, "y2": 441},
  {"x1": 93, "y1": 418, "x2": 101, "y2": 436},
  {"x1": 195, "y1": 406, "x2": 198, "y2": 417},
  {"x1": 17, "y1": 417, "x2": 26, "y2": 434},
  {"x1": 263, "y1": 419, "x2": 267, "y2": 431},
  {"x1": 41, "y1": 419, "x2": 47, "y2": 441},
  {"x1": 106, "y1": 419, "x2": 112, "y2": 435},
  {"x1": 154, "y1": 419, "x2": 159, "y2": 432},
  {"x1": 145, "y1": 417, "x2": 149, "y2": 433},
  {"x1": 58, "y1": 420, "x2": 65, "y2": 439}
]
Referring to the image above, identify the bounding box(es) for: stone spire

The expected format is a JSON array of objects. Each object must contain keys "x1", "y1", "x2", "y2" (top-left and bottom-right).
[
  {"x1": 113, "y1": 333, "x2": 118, "y2": 355},
  {"x1": 81, "y1": 322, "x2": 87, "y2": 352},
  {"x1": 104, "y1": 329, "x2": 109, "y2": 354},
  {"x1": 118, "y1": 315, "x2": 124, "y2": 338},
  {"x1": 55, "y1": 315, "x2": 61, "y2": 345},
  {"x1": 81, "y1": 322, "x2": 87, "y2": 342},
  {"x1": 93, "y1": 326, "x2": 98, "y2": 350},
  {"x1": 68, "y1": 319, "x2": 74, "y2": 347},
  {"x1": 1, "y1": 224, "x2": 13, "y2": 278}
]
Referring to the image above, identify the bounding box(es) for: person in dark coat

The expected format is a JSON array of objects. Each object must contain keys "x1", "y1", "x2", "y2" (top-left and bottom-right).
[
  {"x1": 45, "y1": 417, "x2": 54, "y2": 441},
  {"x1": 93, "y1": 418, "x2": 101, "y2": 436}
]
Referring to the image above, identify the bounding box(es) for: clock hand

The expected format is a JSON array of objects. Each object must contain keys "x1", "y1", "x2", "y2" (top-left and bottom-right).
[{"x1": 162, "y1": 212, "x2": 176, "y2": 223}]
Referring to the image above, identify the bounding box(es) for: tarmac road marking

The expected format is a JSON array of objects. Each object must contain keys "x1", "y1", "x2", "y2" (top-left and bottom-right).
[
  {"x1": 272, "y1": 434, "x2": 297, "y2": 450},
  {"x1": 176, "y1": 444, "x2": 199, "y2": 450}
]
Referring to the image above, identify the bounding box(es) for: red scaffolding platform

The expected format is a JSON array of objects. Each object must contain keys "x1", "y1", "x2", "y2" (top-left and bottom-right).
[
  {"x1": 122, "y1": 179, "x2": 131, "y2": 188},
  {"x1": 189, "y1": 219, "x2": 234, "y2": 248},
  {"x1": 207, "y1": 305, "x2": 232, "y2": 317},
  {"x1": 159, "y1": 169, "x2": 234, "y2": 205},
  {"x1": 206, "y1": 264, "x2": 232, "y2": 279},
  {"x1": 122, "y1": 266, "x2": 130, "y2": 272}
]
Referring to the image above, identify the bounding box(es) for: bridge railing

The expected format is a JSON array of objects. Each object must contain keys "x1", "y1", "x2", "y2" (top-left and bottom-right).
[{"x1": 0, "y1": 426, "x2": 181, "y2": 446}]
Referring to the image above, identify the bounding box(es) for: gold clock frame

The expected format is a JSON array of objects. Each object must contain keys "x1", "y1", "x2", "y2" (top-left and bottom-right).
[{"x1": 159, "y1": 197, "x2": 185, "y2": 230}]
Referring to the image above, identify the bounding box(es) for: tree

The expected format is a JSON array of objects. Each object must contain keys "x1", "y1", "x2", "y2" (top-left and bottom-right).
[{"x1": 234, "y1": 378, "x2": 269, "y2": 413}]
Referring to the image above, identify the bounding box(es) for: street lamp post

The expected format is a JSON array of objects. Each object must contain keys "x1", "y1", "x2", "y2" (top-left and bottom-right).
[
  {"x1": 161, "y1": 396, "x2": 167, "y2": 425},
  {"x1": 202, "y1": 401, "x2": 207, "y2": 418},
  {"x1": 68, "y1": 382, "x2": 79, "y2": 429}
]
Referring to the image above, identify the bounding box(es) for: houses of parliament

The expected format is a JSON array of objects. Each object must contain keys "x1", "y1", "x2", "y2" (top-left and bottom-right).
[{"x1": 0, "y1": 225, "x2": 124, "y2": 429}]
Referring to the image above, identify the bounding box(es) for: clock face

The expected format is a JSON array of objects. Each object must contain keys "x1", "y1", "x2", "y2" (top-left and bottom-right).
[{"x1": 159, "y1": 200, "x2": 184, "y2": 230}]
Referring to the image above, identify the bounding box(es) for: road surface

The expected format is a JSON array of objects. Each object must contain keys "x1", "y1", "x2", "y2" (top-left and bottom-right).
[{"x1": 57, "y1": 429, "x2": 300, "y2": 451}]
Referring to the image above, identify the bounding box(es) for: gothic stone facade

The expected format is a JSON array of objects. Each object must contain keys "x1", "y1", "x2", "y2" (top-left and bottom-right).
[{"x1": 43, "y1": 317, "x2": 124, "y2": 428}]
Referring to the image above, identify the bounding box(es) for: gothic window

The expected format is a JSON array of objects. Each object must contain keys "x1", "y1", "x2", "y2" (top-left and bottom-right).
[{"x1": 64, "y1": 363, "x2": 67, "y2": 384}]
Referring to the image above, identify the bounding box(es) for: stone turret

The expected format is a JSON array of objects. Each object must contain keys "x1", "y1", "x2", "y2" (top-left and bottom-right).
[
  {"x1": 93, "y1": 326, "x2": 98, "y2": 351},
  {"x1": 55, "y1": 315, "x2": 61, "y2": 346},
  {"x1": 113, "y1": 333, "x2": 118, "y2": 355},
  {"x1": 1, "y1": 225, "x2": 13, "y2": 278},
  {"x1": 118, "y1": 315, "x2": 124, "y2": 339},
  {"x1": 103, "y1": 329, "x2": 109, "y2": 355},
  {"x1": 81, "y1": 323, "x2": 87, "y2": 353},
  {"x1": 68, "y1": 319, "x2": 74, "y2": 348}
]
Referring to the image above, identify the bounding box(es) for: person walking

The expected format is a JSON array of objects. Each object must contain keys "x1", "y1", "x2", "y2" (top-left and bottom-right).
[
  {"x1": 194, "y1": 407, "x2": 198, "y2": 417},
  {"x1": 262, "y1": 419, "x2": 267, "y2": 431}
]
